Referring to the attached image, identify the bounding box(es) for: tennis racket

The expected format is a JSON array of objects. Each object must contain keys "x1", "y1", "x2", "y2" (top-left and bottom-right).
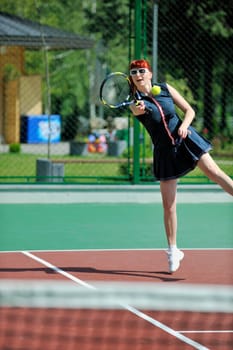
[{"x1": 99, "y1": 72, "x2": 140, "y2": 109}]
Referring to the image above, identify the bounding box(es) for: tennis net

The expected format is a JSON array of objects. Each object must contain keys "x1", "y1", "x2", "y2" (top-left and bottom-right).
[{"x1": 0, "y1": 280, "x2": 232, "y2": 350}]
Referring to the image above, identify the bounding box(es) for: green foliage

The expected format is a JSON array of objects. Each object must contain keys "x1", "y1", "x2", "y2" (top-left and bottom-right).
[
  {"x1": 9, "y1": 143, "x2": 21, "y2": 153},
  {"x1": 3, "y1": 64, "x2": 21, "y2": 82},
  {"x1": 1, "y1": 0, "x2": 232, "y2": 183},
  {"x1": 84, "y1": 0, "x2": 130, "y2": 46},
  {"x1": 156, "y1": 0, "x2": 233, "y2": 138},
  {"x1": 165, "y1": 73, "x2": 197, "y2": 108},
  {"x1": 187, "y1": 2, "x2": 233, "y2": 38}
]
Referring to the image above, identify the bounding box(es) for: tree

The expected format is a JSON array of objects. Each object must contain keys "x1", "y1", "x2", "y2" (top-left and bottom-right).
[{"x1": 156, "y1": 0, "x2": 233, "y2": 137}]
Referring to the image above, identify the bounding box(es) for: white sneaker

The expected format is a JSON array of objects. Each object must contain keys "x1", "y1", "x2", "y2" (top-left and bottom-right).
[{"x1": 167, "y1": 249, "x2": 184, "y2": 273}]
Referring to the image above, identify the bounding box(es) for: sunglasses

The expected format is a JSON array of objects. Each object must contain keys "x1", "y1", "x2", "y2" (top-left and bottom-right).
[{"x1": 130, "y1": 68, "x2": 149, "y2": 76}]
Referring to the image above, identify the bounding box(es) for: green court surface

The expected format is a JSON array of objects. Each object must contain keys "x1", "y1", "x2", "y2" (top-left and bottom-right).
[{"x1": 1, "y1": 202, "x2": 232, "y2": 251}]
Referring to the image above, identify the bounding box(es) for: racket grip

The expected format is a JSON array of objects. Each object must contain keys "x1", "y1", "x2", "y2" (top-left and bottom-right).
[{"x1": 135, "y1": 100, "x2": 152, "y2": 113}]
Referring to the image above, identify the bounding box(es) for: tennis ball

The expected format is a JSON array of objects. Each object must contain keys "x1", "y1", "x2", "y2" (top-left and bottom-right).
[{"x1": 151, "y1": 85, "x2": 161, "y2": 95}]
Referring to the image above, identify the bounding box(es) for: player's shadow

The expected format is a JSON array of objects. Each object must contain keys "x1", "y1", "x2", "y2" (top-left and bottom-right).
[
  {"x1": 57, "y1": 267, "x2": 186, "y2": 282},
  {"x1": 0, "y1": 267, "x2": 185, "y2": 282}
]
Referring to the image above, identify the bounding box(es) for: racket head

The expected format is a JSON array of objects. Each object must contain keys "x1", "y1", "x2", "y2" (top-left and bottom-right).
[{"x1": 99, "y1": 72, "x2": 134, "y2": 109}]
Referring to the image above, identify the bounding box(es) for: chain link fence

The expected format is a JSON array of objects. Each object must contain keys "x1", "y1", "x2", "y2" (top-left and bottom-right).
[{"x1": 0, "y1": 0, "x2": 232, "y2": 184}]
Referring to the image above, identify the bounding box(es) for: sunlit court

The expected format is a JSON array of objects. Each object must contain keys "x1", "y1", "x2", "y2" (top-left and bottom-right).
[{"x1": 0, "y1": 185, "x2": 233, "y2": 349}]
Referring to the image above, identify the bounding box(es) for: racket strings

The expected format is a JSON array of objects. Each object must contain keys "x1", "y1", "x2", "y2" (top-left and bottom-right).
[{"x1": 101, "y1": 75, "x2": 131, "y2": 106}]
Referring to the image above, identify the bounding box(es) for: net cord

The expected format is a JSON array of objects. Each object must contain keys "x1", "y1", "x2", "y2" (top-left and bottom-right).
[{"x1": 0, "y1": 280, "x2": 232, "y2": 313}]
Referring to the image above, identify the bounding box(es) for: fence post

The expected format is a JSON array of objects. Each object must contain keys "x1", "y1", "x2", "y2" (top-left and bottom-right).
[{"x1": 132, "y1": 0, "x2": 142, "y2": 184}]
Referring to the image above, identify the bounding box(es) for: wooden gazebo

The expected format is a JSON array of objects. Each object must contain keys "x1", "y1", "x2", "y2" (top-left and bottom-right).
[{"x1": 0, "y1": 11, "x2": 94, "y2": 144}]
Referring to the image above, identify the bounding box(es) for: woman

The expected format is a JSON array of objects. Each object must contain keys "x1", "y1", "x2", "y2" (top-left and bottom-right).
[{"x1": 129, "y1": 59, "x2": 233, "y2": 273}]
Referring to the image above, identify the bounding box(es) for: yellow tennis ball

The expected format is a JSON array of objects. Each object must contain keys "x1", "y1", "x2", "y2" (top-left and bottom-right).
[{"x1": 151, "y1": 85, "x2": 161, "y2": 95}]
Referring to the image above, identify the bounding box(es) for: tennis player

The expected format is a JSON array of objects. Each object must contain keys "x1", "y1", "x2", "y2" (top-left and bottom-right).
[{"x1": 129, "y1": 59, "x2": 233, "y2": 273}]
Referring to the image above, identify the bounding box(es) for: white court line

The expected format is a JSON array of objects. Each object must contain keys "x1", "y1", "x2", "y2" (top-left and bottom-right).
[
  {"x1": 180, "y1": 331, "x2": 233, "y2": 334},
  {"x1": 1, "y1": 247, "x2": 232, "y2": 254},
  {"x1": 0, "y1": 184, "x2": 232, "y2": 204},
  {"x1": 22, "y1": 251, "x2": 95, "y2": 290},
  {"x1": 22, "y1": 250, "x2": 209, "y2": 350},
  {"x1": 1, "y1": 191, "x2": 232, "y2": 203}
]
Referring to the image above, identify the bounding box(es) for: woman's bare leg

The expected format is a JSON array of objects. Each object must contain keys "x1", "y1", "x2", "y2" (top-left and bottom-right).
[
  {"x1": 160, "y1": 179, "x2": 184, "y2": 273},
  {"x1": 160, "y1": 179, "x2": 178, "y2": 246},
  {"x1": 197, "y1": 153, "x2": 233, "y2": 196}
]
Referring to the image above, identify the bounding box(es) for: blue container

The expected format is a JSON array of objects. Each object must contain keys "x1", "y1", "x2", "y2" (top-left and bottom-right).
[{"x1": 21, "y1": 115, "x2": 61, "y2": 143}]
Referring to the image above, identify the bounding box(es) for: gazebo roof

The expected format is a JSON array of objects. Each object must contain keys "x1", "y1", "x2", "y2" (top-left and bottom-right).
[{"x1": 0, "y1": 11, "x2": 94, "y2": 50}]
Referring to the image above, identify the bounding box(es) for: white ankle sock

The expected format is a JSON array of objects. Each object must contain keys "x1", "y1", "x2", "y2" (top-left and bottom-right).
[{"x1": 169, "y1": 245, "x2": 177, "y2": 252}]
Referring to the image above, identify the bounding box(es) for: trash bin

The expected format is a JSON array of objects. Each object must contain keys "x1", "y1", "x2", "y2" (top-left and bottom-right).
[
  {"x1": 107, "y1": 140, "x2": 127, "y2": 156},
  {"x1": 36, "y1": 159, "x2": 64, "y2": 182}
]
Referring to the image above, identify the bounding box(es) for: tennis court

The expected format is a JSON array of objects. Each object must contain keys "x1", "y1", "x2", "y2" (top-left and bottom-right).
[{"x1": 0, "y1": 185, "x2": 232, "y2": 349}]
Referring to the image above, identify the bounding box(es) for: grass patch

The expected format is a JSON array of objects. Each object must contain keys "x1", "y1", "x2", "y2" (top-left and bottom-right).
[{"x1": 0, "y1": 152, "x2": 232, "y2": 184}]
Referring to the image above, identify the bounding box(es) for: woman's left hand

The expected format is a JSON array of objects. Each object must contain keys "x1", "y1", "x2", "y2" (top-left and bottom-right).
[{"x1": 178, "y1": 125, "x2": 191, "y2": 139}]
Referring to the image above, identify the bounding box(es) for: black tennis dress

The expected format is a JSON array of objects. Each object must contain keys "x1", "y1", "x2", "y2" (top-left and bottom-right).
[{"x1": 135, "y1": 83, "x2": 212, "y2": 181}]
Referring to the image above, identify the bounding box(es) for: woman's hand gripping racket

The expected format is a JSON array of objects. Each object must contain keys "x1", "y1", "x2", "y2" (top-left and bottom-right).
[{"x1": 99, "y1": 72, "x2": 140, "y2": 109}]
